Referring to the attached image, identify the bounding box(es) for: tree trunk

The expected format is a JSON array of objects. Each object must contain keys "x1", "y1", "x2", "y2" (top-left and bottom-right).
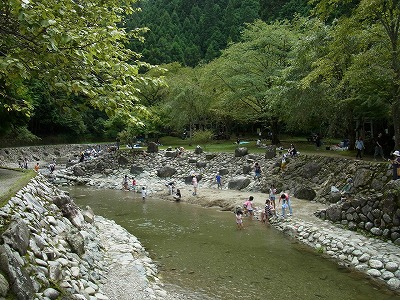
[
  {"x1": 270, "y1": 118, "x2": 280, "y2": 145},
  {"x1": 393, "y1": 100, "x2": 400, "y2": 150}
]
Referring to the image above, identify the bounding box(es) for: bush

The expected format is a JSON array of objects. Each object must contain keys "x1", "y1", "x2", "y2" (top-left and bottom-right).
[{"x1": 192, "y1": 130, "x2": 214, "y2": 145}]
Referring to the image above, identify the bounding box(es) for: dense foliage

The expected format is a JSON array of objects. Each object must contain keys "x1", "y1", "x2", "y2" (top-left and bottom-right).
[
  {"x1": 0, "y1": 0, "x2": 155, "y2": 144},
  {"x1": 1, "y1": 0, "x2": 400, "y2": 151},
  {"x1": 127, "y1": 0, "x2": 310, "y2": 66}
]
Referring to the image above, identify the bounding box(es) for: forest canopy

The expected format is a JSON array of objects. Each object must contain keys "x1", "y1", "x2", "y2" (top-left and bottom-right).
[{"x1": 1, "y1": 0, "x2": 399, "y2": 150}]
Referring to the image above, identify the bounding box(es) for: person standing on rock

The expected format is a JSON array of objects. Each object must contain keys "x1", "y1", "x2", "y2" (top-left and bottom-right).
[
  {"x1": 269, "y1": 184, "x2": 277, "y2": 213},
  {"x1": 34, "y1": 162, "x2": 40, "y2": 172},
  {"x1": 216, "y1": 172, "x2": 222, "y2": 189},
  {"x1": 279, "y1": 193, "x2": 292, "y2": 218},
  {"x1": 254, "y1": 162, "x2": 261, "y2": 181},
  {"x1": 389, "y1": 150, "x2": 400, "y2": 180}
]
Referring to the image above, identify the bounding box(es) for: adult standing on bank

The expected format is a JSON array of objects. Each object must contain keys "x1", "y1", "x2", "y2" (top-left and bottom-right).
[
  {"x1": 279, "y1": 192, "x2": 293, "y2": 218},
  {"x1": 374, "y1": 133, "x2": 385, "y2": 160},
  {"x1": 389, "y1": 151, "x2": 400, "y2": 180},
  {"x1": 355, "y1": 136, "x2": 364, "y2": 160},
  {"x1": 315, "y1": 133, "x2": 322, "y2": 150}
]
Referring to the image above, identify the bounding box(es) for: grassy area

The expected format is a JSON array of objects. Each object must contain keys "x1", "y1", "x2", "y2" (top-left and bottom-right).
[{"x1": 156, "y1": 135, "x2": 374, "y2": 160}]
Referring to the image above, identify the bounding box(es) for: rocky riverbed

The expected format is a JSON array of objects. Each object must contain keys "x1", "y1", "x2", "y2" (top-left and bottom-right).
[{"x1": 1, "y1": 144, "x2": 400, "y2": 297}]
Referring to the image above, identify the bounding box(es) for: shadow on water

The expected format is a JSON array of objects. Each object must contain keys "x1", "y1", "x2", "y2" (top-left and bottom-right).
[{"x1": 66, "y1": 187, "x2": 399, "y2": 300}]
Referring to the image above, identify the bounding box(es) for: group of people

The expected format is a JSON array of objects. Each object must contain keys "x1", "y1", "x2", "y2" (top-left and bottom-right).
[
  {"x1": 122, "y1": 175, "x2": 148, "y2": 200},
  {"x1": 235, "y1": 186, "x2": 293, "y2": 230}
]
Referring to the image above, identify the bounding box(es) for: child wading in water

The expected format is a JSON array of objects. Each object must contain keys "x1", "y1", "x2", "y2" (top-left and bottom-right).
[
  {"x1": 261, "y1": 199, "x2": 274, "y2": 224},
  {"x1": 236, "y1": 209, "x2": 244, "y2": 230},
  {"x1": 141, "y1": 187, "x2": 147, "y2": 200}
]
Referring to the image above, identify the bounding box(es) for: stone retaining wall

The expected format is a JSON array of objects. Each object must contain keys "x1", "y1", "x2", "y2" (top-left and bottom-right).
[
  {"x1": 0, "y1": 175, "x2": 164, "y2": 300},
  {"x1": 315, "y1": 180, "x2": 400, "y2": 243}
]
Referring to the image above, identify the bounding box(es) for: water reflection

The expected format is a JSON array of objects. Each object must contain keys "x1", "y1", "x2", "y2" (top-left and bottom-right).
[{"x1": 66, "y1": 187, "x2": 398, "y2": 300}]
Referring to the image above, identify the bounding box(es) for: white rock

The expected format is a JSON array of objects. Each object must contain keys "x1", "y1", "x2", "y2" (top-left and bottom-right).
[
  {"x1": 369, "y1": 259, "x2": 384, "y2": 269},
  {"x1": 367, "y1": 269, "x2": 381, "y2": 277},
  {"x1": 381, "y1": 271, "x2": 394, "y2": 280},
  {"x1": 385, "y1": 262, "x2": 399, "y2": 272},
  {"x1": 387, "y1": 278, "x2": 400, "y2": 290}
]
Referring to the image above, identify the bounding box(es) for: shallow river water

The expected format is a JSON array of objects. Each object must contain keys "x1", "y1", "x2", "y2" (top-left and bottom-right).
[{"x1": 66, "y1": 187, "x2": 399, "y2": 300}]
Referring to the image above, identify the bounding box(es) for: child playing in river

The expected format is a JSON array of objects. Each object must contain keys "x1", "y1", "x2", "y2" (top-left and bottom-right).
[
  {"x1": 235, "y1": 209, "x2": 244, "y2": 230},
  {"x1": 141, "y1": 186, "x2": 147, "y2": 200}
]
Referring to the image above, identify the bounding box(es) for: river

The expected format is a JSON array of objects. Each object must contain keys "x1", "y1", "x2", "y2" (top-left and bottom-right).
[{"x1": 66, "y1": 187, "x2": 398, "y2": 300}]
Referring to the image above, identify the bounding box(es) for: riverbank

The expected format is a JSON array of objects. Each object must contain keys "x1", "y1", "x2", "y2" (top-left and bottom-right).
[{"x1": 1, "y1": 144, "x2": 400, "y2": 297}]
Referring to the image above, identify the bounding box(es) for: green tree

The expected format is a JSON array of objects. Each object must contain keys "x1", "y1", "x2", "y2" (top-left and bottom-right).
[
  {"x1": 1, "y1": 0, "x2": 153, "y2": 138},
  {"x1": 203, "y1": 20, "x2": 299, "y2": 143},
  {"x1": 312, "y1": 0, "x2": 400, "y2": 149}
]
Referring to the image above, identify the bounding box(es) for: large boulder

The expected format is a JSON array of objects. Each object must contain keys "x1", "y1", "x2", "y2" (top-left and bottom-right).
[
  {"x1": 147, "y1": 142, "x2": 159, "y2": 153},
  {"x1": 165, "y1": 151, "x2": 177, "y2": 158},
  {"x1": 157, "y1": 166, "x2": 177, "y2": 178},
  {"x1": 243, "y1": 165, "x2": 252, "y2": 174},
  {"x1": 0, "y1": 244, "x2": 35, "y2": 300},
  {"x1": 353, "y1": 168, "x2": 372, "y2": 188},
  {"x1": 130, "y1": 165, "x2": 144, "y2": 175},
  {"x1": 117, "y1": 155, "x2": 129, "y2": 165},
  {"x1": 0, "y1": 273, "x2": 9, "y2": 297},
  {"x1": 235, "y1": 147, "x2": 248, "y2": 157},
  {"x1": 66, "y1": 231, "x2": 85, "y2": 256},
  {"x1": 2, "y1": 218, "x2": 30, "y2": 256},
  {"x1": 264, "y1": 145, "x2": 276, "y2": 159},
  {"x1": 73, "y1": 165, "x2": 85, "y2": 176},
  {"x1": 228, "y1": 176, "x2": 251, "y2": 190},
  {"x1": 294, "y1": 186, "x2": 316, "y2": 201},
  {"x1": 218, "y1": 168, "x2": 229, "y2": 176},
  {"x1": 53, "y1": 194, "x2": 84, "y2": 228},
  {"x1": 194, "y1": 146, "x2": 203, "y2": 154},
  {"x1": 301, "y1": 162, "x2": 321, "y2": 179},
  {"x1": 325, "y1": 205, "x2": 342, "y2": 222}
]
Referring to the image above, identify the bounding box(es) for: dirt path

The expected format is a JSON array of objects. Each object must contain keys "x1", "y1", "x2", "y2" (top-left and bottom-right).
[{"x1": 0, "y1": 168, "x2": 25, "y2": 198}]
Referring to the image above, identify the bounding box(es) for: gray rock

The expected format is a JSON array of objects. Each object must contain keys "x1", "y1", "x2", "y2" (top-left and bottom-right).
[
  {"x1": 43, "y1": 287, "x2": 60, "y2": 299},
  {"x1": 194, "y1": 146, "x2": 203, "y2": 154},
  {"x1": 301, "y1": 162, "x2": 321, "y2": 178},
  {"x1": 2, "y1": 218, "x2": 30, "y2": 256},
  {"x1": 228, "y1": 177, "x2": 251, "y2": 190},
  {"x1": 73, "y1": 166, "x2": 85, "y2": 176},
  {"x1": 66, "y1": 232, "x2": 85, "y2": 256},
  {"x1": 369, "y1": 259, "x2": 384, "y2": 269},
  {"x1": 130, "y1": 166, "x2": 144, "y2": 175},
  {"x1": 0, "y1": 273, "x2": 9, "y2": 297},
  {"x1": 0, "y1": 244, "x2": 35, "y2": 299},
  {"x1": 294, "y1": 186, "x2": 316, "y2": 201},
  {"x1": 146, "y1": 142, "x2": 158, "y2": 153},
  {"x1": 367, "y1": 269, "x2": 381, "y2": 277},
  {"x1": 264, "y1": 146, "x2": 276, "y2": 159},
  {"x1": 156, "y1": 166, "x2": 177, "y2": 178},
  {"x1": 370, "y1": 227, "x2": 383, "y2": 236},
  {"x1": 234, "y1": 147, "x2": 248, "y2": 157},
  {"x1": 218, "y1": 168, "x2": 229, "y2": 176},
  {"x1": 387, "y1": 278, "x2": 400, "y2": 290}
]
